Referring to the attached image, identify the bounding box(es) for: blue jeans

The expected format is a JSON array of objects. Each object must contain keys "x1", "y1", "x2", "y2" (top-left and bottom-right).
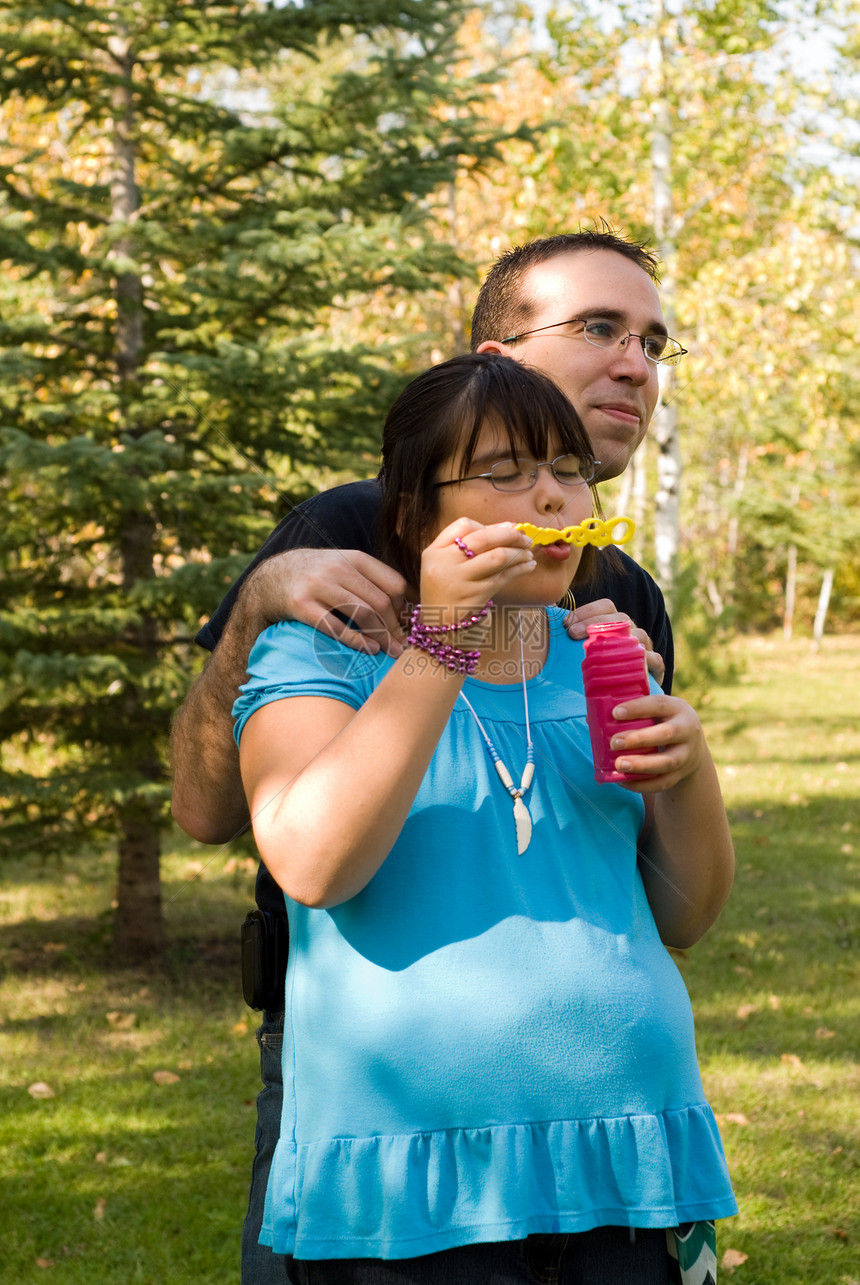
[
  {"x1": 242, "y1": 1010, "x2": 292, "y2": 1283},
  {"x1": 290, "y1": 1229, "x2": 669, "y2": 1284}
]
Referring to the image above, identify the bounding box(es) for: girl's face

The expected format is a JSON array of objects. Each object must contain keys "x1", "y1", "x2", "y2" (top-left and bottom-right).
[{"x1": 432, "y1": 420, "x2": 595, "y2": 607}]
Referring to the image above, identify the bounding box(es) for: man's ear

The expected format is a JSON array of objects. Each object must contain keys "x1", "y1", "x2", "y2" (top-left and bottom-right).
[{"x1": 475, "y1": 339, "x2": 515, "y2": 357}]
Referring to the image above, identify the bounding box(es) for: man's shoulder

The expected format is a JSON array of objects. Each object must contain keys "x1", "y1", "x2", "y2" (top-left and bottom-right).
[
  {"x1": 196, "y1": 479, "x2": 383, "y2": 651},
  {"x1": 261, "y1": 478, "x2": 382, "y2": 556},
  {"x1": 585, "y1": 548, "x2": 662, "y2": 604},
  {"x1": 299, "y1": 477, "x2": 381, "y2": 515},
  {"x1": 615, "y1": 548, "x2": 660, "y2": 590}
]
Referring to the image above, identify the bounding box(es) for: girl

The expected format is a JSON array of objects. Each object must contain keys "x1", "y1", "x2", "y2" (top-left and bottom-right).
[{"x1": 233, "y1": 353, "x2": 736, "y2": 1284}]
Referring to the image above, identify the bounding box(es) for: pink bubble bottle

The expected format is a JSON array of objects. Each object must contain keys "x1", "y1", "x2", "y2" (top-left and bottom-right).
[{"x1": 581, "y1": 621, "x2": 656, "y2": 783}]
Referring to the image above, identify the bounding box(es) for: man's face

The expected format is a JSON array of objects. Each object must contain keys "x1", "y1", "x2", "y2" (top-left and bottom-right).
[{"x1": 480, "y1": 249, "x2": 665, "y2": 481}]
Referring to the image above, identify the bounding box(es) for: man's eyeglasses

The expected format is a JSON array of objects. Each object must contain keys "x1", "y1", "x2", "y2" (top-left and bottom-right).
[
  {"x1": 434, "y1": 454, "x2": 599, "y2": 493},
  {"x1": 501, "y1": 316, "x2": 687, "y2": 366}
]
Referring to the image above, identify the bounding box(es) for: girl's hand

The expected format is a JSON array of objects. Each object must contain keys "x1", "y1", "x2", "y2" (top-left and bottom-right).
[
  {"x1": 607, "y1": 695, "x2": 707, "y2": 794},
  {"x1": 418, "y1": 518, "x2": 535, "y2": 621}
]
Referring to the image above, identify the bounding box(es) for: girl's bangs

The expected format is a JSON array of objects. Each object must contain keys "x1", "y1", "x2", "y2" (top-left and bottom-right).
[{"x1": 456, "y1": 380, "x2": 589, "y2": 478}]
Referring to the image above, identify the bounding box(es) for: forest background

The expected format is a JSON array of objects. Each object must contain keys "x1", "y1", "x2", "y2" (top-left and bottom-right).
[{"x1": 0, "y1": 0, "x2": 858, "y2": 965}]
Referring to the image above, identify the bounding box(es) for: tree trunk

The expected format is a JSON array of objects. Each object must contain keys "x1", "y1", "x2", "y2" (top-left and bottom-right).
[
  {"x1": 705, "y1": 577, "x2": 724, "y2": 617},
  {"x1": 652, "y1": 383, "x2": 681, "y2": 596},
  {"x1": 114, "y1": 812, "x2": 166, "y2": 964},
  {"x1": 726, "y1": 444, "x2": 749, "y2": 559},
  {"x1": 632, "y1": 440, "x2": 648, "y2": 534},
  {"x1": 649, "y1": 4, "x2": 681, "y2": 602},
  {"x1": 114, "y1": 516, "x2": 164, "y2": 963},
  {"x1": 720, "y1": 442, "x2": 749, "y2": 609},
  {"x1": 446, "y1": 182, "x2": 467, "y2": 352},
  {"x1": 783, "y1": 544, "x2": 797, "y2": 640},
  {"x1": 781, "y1": 482, "x2": 801, "y2": 638},
  {"x1": 109, "y1": 28, "x2": 144, "y2": 377},
  {"x1": 616, "y1": 439, "x2": 647, "y2": 535},
  {"x1": 812, "y1": 567, "x2": 834, "y2": 649},
  {"x1": 109, "y1": 26, "x2": 165, "y2": 963}
]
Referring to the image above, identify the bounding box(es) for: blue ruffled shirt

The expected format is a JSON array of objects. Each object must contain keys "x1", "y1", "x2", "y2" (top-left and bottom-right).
[{"x1": 233, "y1": 609, "x2": 736, "y2": 1259}]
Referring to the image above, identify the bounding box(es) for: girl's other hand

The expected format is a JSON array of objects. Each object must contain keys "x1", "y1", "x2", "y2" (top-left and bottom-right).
[
  {"x1": 418, "y1": 518, "x2": 535, "y2": 621},
  {"x1": 607, "y1": 695, "x2": 706, "y2": 794}
]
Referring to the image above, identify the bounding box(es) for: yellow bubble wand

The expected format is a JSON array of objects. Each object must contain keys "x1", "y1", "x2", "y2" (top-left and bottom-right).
[{"x1": 516, "y1": 516, "x2": 636, "y2": 547}]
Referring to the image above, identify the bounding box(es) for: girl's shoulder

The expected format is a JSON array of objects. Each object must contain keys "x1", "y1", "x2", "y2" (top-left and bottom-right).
[
  {"x1": 248, "y1": 620, "x2": 388, "y2": 687},
  {"x1": 233, "y1": 622, "x2": 391, "y2": 743}
]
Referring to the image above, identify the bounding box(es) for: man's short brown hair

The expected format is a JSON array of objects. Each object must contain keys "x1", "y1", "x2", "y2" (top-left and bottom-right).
[{"x1": 469, "y1": 228, "x2": 660, "y2": 351}]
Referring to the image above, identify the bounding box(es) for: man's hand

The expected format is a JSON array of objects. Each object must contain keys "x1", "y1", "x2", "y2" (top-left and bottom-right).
[
  {"x1": 563, "y1": 597, "x2": 666, "y2": 688},
  {"x1": 248, "y1": 548, "x2": 408, "y2": 656}
]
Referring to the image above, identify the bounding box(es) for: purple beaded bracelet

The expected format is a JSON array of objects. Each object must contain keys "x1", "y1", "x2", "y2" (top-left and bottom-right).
[
  {"x1": 407, "y1": 602, "x2": 492, "y2": 636},
  {"x1": 406, "y1": 602, "x2": 492, "y2": 676}
]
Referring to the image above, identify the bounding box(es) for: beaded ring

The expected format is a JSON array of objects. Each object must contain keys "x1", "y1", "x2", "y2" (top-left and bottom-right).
[{"x1": 453, "y1": 536, "x2": 475, "y2": 559}]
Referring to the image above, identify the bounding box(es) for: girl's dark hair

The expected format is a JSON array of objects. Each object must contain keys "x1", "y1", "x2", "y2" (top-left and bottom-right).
[{"x1": 377, "y1": 351, "x2": 602, "y2": 594}]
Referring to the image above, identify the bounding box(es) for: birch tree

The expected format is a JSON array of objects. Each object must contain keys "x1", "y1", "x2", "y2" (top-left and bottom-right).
[{"x1": 425, "y1": 1, "x2": 860, "y2": 629}]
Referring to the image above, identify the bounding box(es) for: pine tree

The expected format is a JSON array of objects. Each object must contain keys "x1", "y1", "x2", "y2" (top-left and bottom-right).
[{"x1": 0, "y1": 0, "x2": 511, "y2": 962}]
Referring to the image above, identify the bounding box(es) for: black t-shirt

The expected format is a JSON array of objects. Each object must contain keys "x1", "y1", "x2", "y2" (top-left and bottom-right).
[
  {"x1": 197, "y1": 482, "x2": 383, "y2": 652},
  {"x1": 198, "y1": 479, "x2": 674, "y2": 916}
]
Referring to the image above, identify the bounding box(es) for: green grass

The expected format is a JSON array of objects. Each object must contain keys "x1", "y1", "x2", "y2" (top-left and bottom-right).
[
  {"x1": 676, "y1": 634, "x2": 860, "y2": 1283},
  {"x1": 0, "y1": 849, "x2": 260, "y2": 1283},
  {"x1": 1, "y1": 633, "x2": 858, "y2": 1283}
]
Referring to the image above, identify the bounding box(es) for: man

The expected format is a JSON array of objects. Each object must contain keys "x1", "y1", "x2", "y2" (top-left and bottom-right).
[{"x1": 171, "y1": 229, "x2": 685, "y2": 1281}]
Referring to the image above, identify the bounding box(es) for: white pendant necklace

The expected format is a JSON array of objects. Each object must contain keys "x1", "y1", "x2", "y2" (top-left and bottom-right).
[{"x1": 458, "y1": 613, "x2": 536, "y2": 855}]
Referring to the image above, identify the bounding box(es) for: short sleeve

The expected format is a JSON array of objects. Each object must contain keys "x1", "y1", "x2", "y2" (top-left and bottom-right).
[{"x1": 232, "y1": 620, "x2": 387, "y2": 745}]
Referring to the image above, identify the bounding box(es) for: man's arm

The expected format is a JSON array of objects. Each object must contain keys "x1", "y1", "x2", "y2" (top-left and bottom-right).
[
  {"x1": 171, "y1": 547, "x2": 407, "y2": 844},
  {"x1": 609, "y1": 693, "x2": 735, "y2": 947},
  {"x1": 170, "y1": 585, "x2": 265, "y2": 844}
]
